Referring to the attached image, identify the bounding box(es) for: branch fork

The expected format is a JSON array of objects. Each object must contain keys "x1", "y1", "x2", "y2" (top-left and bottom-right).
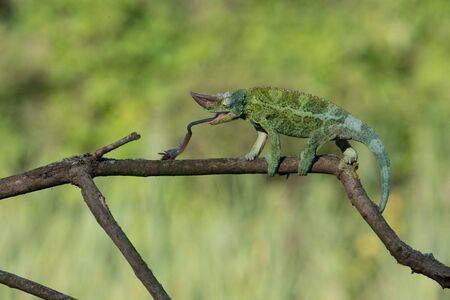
[{"x1": 1, "y1": 131, "x2": 450, "y2": 299}]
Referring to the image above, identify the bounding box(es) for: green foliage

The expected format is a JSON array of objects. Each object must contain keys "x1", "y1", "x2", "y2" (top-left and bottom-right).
[{"x1": 0, "y1": 0, "x2": 449, "y2": 298}]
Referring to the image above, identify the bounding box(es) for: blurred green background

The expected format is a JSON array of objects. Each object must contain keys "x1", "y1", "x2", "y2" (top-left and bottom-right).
[{"x1": 1, "y1": 0, "x2": 449, "y2": 299}]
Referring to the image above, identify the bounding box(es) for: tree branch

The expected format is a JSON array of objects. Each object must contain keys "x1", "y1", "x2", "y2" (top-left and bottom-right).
[
  {"x1": 0, "y1": 269, "x2": 75, "y2": 300},
  {"x1": 1, "y1": 132, "x2": 450, "y2": 297},
  {"x1": 338, "y1": 168, "x2": 450, "y2": 287},
  {"x1": 0, "y1": 156, "x2": 334, "y2": 200},
  {"x1": 69, "y1": 169, "x2": 170, "y2": 300}
]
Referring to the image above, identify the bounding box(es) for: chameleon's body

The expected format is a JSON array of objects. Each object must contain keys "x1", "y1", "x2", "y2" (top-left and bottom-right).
[{"x1": 190, "y1": 87, "x2": 391, "y2": 213}]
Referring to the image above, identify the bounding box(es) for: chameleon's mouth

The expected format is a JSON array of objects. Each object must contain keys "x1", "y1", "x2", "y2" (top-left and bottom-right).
[
  {"x1": 190, "y1": 91, "x2": 237, "y2": 124},
  {"x1": 210, "y1": 112, "x2": 232, "y2": 124}
]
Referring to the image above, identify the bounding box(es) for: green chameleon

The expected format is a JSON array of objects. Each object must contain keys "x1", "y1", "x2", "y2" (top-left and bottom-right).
[{"x1": 190, "y1": 87, "x2": 391, "y2": 213}]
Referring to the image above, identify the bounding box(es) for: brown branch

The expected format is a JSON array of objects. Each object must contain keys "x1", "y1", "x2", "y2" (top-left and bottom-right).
[
  {"x1": 94, "y1": 131, "x2": 140, "y2": 158},
  {"x1": 1, "y1": 131, "x2": 450, "y2": 295},
  {"x1": 338, "y1": 168, "x2": 450, "y2": 287},
  {"x1": 0, "y1": 157, "x2": 333, "y2": 200},
  {"x1": 0, "y1": 269, "x2": 76, "y2": 300},
  {"x1": 70, "y1": 169, "x2": 170, "y2": 300},
  {"x1": 0, "y1": 133, "x2": 170, "y2": 300}
]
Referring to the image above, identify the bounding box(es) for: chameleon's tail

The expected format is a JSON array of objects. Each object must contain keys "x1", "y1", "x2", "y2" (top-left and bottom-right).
[{"x1": 351, "y1": 124, "x2": 391, "y2": 213}]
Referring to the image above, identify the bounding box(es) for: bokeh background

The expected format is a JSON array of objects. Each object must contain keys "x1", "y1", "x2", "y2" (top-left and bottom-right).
[{"x1": 1, "y1": 0, "x2": 449, "y2": 299}]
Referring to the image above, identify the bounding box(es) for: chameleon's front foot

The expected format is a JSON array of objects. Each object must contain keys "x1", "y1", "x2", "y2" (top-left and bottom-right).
[
  {"x1": 244, "y1": 150, "x2": 259, "y2": 161},
  {"x1": 265, "y1": 155, "x2": 280, "y2": 176}
]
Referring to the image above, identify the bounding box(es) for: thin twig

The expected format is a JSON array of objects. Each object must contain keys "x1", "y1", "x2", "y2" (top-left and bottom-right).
[
  {"x1": 71, "y1": 169, "x2": 171, "y2": 300},
  {"x1": 0, "y1": 269, "x2": 76, "y2": 300},
  {"x1": 94, "y1": 132, "x2": 141, "y2": 158}
]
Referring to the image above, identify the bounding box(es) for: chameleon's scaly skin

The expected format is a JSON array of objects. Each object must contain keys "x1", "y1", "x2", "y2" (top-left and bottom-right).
[{"x1": 191, "y1": 87, "x2": 391, "y2": 213}]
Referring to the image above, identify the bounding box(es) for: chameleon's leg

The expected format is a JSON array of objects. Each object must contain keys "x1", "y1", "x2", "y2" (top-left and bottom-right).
[
  {"x1": 298, "y1": 127, "x2": 339, "y2": 176},
  {"x1": 265, "y1": 131, "x2": 281, "y2": 176},
  {"x1": 298, "y1": 135, "x2": 321, "y2": 176},
  {"x1": 336, "y1": 139, "x2": 358, "y2": 165},
  {"x1": 244, "y1": 131, "x2": 268, "y2": 160}
]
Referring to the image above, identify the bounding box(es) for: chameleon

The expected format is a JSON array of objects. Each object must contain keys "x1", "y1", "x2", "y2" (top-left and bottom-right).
[{"x1": 189, "y1": 86, "x2": 391, "y2": 213}]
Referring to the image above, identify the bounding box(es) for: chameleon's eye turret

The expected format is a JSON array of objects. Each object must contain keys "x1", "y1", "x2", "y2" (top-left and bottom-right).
[
  {"x1": 231, "y1": 89, "x2": 247, "y2": 104},
  {"x1": 228, "y1": 89, "x2": 247, "y2": 115},
  {"x1": 223, "y1": 97, "x2": 233, "y2": 108}
]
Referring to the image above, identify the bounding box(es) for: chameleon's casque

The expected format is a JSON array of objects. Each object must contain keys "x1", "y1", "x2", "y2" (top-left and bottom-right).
[{"x1": 191, "y1": 87, "x2": 391, "y2": 213}]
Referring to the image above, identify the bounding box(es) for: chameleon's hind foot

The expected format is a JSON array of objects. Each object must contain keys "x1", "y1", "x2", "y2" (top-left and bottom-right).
[
  {"x1": 298, "y1": 159, "x2": 314, "y2": 176},
  {"x1": 343, "y1": 147, "x2": 358, "y2": 164},
  {"x1": 265, "y1": 155, "x2": 280, "y2": 176},
  {"x1": 298, "y1": 149, "x2": 315, "y2": 176},
  {"x1": 339, "y1": 147, "x2": 359, "y2": 169}
]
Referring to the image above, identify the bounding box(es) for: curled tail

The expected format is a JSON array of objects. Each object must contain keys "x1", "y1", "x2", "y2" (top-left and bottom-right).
[{"x1": 351, "y1": 122, "x2": 391, "y2": 213}]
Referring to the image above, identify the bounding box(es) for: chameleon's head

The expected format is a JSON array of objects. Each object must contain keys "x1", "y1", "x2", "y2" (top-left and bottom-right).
[{"x1": 190, "y1": 89, "x2": 247, "y2": 125}]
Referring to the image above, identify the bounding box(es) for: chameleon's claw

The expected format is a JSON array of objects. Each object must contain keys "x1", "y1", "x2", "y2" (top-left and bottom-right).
[
  {"x1": 244, "y1": 152, "x2": 258, "y2": 161},
  {"x1": 338, "y1": 147, "x2": 359, "y2": 170},
  {"x1": 298, "y1": 150, "x2": 314, "y2": 176},
  {"x1": 265, "y1": 155, "x2": 279, "y2": 176},
  {"x1": 297, "y1": 164, "x2": 310, "y2": 176},
  {"x1": 158, "y1": 148, "x2": 180, "y2": 160},
  {"x1": 267, "y1": 168, "x2": 276, "y2": 176},
  {"x1": 342, "y1": 147, "x2": 358, "y2": 165}
]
